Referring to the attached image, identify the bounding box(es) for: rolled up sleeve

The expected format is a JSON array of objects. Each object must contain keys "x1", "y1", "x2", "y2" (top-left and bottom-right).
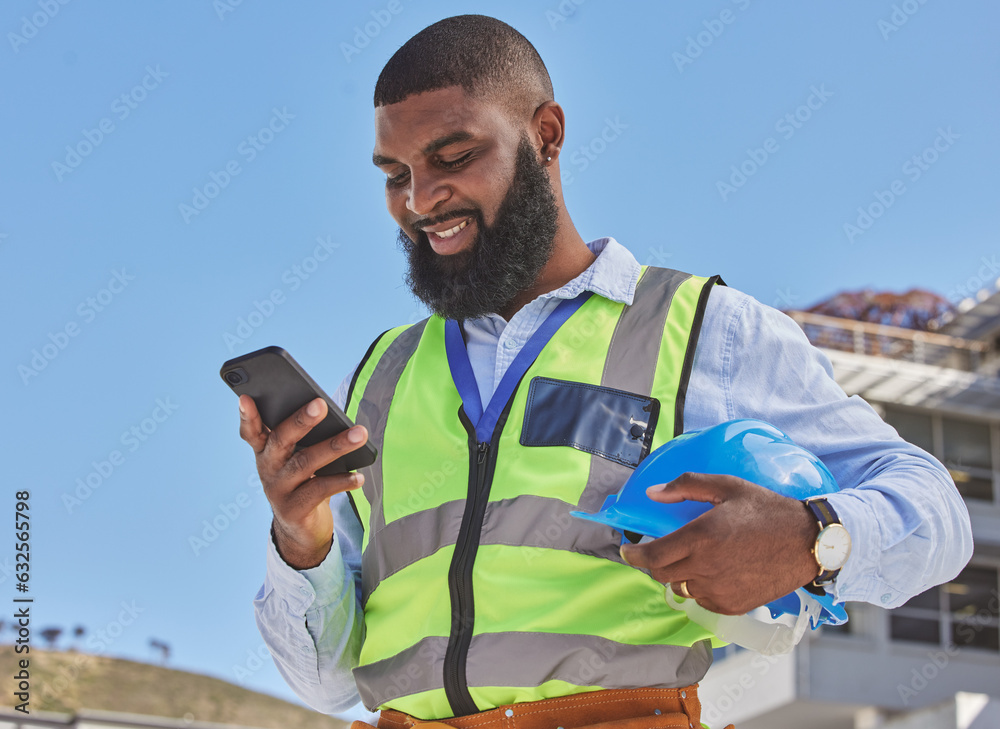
[
  {"x1": 252, "y1": 366, "x2": 366, "y2": 713},
  {"x1": 253, "y1": 514, "x2": 364, "y2": 713},
  {"x1": 689, "y1": 286, "x2": 973, "y2": 608}
]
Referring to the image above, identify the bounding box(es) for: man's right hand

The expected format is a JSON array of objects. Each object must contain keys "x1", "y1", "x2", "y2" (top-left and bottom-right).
[{"x1": 238, "y1": 394, "x2": 368, "y2": 570}]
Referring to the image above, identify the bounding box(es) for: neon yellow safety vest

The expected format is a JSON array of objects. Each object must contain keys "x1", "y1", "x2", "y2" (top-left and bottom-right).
[{"x1": 344, "y1": 266, "x2": 722, "y2": 720}]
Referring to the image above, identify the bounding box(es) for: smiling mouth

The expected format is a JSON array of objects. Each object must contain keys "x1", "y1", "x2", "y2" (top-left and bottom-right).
[
  {"x1": 432, "y1": 219, "x2": 468, "y2": 239},
  {"x1": 424, "y1": 218, "x2": 470, "y2": 239}
]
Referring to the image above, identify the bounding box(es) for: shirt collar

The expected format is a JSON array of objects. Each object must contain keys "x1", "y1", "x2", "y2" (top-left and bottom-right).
[{"x1": 541, "y1": 237, "x2": 641, "y2": 306}]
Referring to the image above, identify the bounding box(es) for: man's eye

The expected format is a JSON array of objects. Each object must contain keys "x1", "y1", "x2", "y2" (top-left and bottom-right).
[
  {"x1": 386, "y1": 170, "x2": 409, "y2": 187},
  {"x1": 440, "y1": 152, "x2": 473, "y2": 169}
]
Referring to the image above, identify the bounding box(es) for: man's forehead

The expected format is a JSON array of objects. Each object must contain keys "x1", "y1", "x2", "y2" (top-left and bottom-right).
[{"x1": 373, "y1": 86, "x2": 506, "y2": 159}]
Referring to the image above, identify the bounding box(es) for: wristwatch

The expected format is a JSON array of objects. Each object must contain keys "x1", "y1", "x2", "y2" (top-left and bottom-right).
[{"x1": 803, "y1": 496, "x2": 851, "y2": 589}]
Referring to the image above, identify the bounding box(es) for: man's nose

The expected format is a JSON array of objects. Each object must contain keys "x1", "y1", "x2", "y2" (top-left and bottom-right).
[{"x1": 406, "y1": 169, "x2": 450, "y2": 216}]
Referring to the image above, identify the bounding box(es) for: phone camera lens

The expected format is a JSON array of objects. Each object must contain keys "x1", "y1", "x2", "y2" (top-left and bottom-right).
[{"x1": 224, "y1": 368, "x2": 248, "y2": 386}]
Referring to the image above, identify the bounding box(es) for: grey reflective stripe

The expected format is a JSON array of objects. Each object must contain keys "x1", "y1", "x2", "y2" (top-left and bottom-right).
[
  {"x1": 361, "y1": 495, "x2": 625, "y2": 606},
  {"x1": 354, "y1": 633, "x2": 712, "y2": 711},
  {"x1": 480, "y1": 496, "x2": 623, "y2": 563},
  {"x1": 601, "y1": 267, "x2": 691, "y2": 394},
  {"x1": 577, "y1": 455, "x2": 634, "y2": 513},
  {"x1": 467, "y1": 633, "x2": 713, "y2": 694},
  {"x1": 361, "y1": 499, "x2": 464, "y2": 606},
  {"x1": 353, "y1": 636, "x2": 448, "y2": 711},
  {"x1": 355, "y1": 319, "x2": 428, "y2": 538},
  {"x1": 579, "y1": 267, "x2": 691, "y2": 511}
]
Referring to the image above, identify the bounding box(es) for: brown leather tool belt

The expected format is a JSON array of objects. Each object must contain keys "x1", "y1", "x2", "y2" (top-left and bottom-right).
[{"x1": 349, "y1": 685, "x2": 735, "y2": 729}]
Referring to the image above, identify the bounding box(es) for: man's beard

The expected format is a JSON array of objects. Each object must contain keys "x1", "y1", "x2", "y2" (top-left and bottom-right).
[{"x1": 396, "y1": 135, "x2": 559, "y2": 320}]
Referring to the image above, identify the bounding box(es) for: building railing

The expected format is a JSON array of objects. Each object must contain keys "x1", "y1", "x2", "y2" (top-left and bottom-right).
[{"x1": 786, "y1": 311, "x2": 991, "y2": 371}]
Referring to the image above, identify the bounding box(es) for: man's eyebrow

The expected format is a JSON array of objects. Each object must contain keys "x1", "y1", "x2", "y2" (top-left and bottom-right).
[
  {"x1": 372, "y1": 131, "x2": 475, "y2": 167},
  {"x1": 422, "y1": 131, "x2": 475, "y2": 156}
]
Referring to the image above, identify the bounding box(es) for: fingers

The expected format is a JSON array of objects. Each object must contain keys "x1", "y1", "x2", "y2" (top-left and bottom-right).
[
  {"x1": 619, "y1": 473, "x2": 743, "y2": 569},
  {"x1": 662, "y1": 562, "x2": 751, "y2": 616},
  {"x1": 238, "y1": 392, "x2": 369, "y2": 501},
  {"x1": 621, "y1": 473, "x2": 761, "y2": 575},
  {"x1": 277, "y1": 423, "x2": 369, "y2": 485},
  {"x1": 645, "y1": 471, "x2": 744, "y2": 504},
  {"x1": 620, "y1": 535, "x2": 685, "y2": 573},
  {"x1": 668, "y1": 579, "x2": 733, "y2": 616},
  {"x1": 622, "y1": 537, "x2": 701, "y2": 584},
  {"x1": 236, "y1": 395, "x2": 370, "y2": 569},
  {"x1": 238, "y1": 395, "x2": 269, "y2": 454},
  {"x1": 621, "y1": 474, "x2": 824, "y2": 616},
  {"x1": 619, "y1": 504, "x2": 713, "y2": 573},
  {"x1": 281, "y1": 471, "x2": 365, "y2": 522},
  {"x1": 665, "y1": 568, "x2": 740, "y2": 615},
  {"x1": 268, "y1": 463, "x2": 365, "y2": 568},
  {"x1": 265, "y1": 397, "x2": 329, "y2": 462},
  {"x1": 239, "y1": 396, "x2": 370, "y2": 480},
  {"x1": 658, "y1": 563, "x2": 739, "y2": 614}
]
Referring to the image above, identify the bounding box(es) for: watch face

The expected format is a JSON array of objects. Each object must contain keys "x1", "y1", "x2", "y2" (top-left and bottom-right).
[{"x1": 816, "y1": 524, "x2": 851, "y2": 571}]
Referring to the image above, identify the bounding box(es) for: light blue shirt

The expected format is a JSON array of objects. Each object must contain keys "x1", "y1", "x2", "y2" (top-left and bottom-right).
[{"x1": 253, "y1": 237, "x2": 973, "y2": 714}]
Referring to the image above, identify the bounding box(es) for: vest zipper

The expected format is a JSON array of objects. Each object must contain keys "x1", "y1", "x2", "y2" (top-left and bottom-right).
[{"x1": 443, "y1": 412, "x2": 500, "y2": 717}]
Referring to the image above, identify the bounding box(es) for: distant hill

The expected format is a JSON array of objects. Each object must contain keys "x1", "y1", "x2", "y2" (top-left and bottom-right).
[{"x1": 0, "y1": 646, "x2": 349, "y2": 729}]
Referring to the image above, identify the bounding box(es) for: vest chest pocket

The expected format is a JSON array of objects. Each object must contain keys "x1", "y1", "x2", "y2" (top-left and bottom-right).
[{"x1": 519, "y1": 376, "x2": 660, "y2": 468}]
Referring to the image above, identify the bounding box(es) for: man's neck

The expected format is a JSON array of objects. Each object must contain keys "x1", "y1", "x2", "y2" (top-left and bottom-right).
[{"x1": 497, "y1": 224, "x2": 596, "y2": 321}]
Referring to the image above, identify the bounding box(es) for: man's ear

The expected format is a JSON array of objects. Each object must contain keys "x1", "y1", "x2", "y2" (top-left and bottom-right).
[{"x1": 532, "y1": 100, "x2": 565, "y2": 164}]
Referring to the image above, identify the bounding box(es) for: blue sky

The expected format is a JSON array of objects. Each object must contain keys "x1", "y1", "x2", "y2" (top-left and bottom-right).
[{"x1": 2, "y1": 0, "x2": 998, "y2": 721}]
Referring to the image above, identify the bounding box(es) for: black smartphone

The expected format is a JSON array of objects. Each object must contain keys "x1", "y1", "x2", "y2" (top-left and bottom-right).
[{"x1": 220, "y1": 346, "x2": 377, "y2": 476}]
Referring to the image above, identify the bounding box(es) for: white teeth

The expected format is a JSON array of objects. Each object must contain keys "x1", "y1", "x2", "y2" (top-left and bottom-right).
[{"x1": 433, "y1": 219, "x2": 468, "y2": 238}]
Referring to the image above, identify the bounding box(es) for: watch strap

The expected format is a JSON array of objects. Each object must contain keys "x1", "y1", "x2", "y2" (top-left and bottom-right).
[
  {"x1": 806, "y1": 496, "x2": 840, "y2": 530},
  {"x1": 801, "y1": 580, "x2": 826, "y2": 596},
  {"x1": 804, "y1": 497, "x2": 844, "y2": 587}
]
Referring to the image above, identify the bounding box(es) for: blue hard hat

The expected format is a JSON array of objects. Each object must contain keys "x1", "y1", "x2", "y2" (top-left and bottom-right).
[{"x1": 571, "y1": 419, "x2": 848, "y2": 641}]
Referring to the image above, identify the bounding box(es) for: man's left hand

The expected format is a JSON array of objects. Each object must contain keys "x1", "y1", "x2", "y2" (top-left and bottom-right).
[{"x1": 619, "y1": 472, "x2": 822, "y2": 615}]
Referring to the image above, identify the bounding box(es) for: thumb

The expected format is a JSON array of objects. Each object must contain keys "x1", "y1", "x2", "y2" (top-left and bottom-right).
[{"x1": 645, "y1": 471, "x2": 736, "y2": 505}]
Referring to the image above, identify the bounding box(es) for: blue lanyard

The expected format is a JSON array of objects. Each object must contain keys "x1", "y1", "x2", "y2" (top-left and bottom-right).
[{"x1": 445, "y1": 293, "x2": 592, "y2": 443}]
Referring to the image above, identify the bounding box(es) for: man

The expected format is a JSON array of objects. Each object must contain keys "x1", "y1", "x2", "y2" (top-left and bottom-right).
[{"x1": 239, "y1": 15, "x2": 973, "y2": 728}]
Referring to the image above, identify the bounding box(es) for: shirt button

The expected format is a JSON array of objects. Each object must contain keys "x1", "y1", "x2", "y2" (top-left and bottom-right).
[
  {"x1": 300, "y1": 587, "x2": 311, "y2": 596},
  {"x1": 505, "y1": 709, "x2": 514, "y2": 717},
  {"x1": 503, "y1": 339, "x2": 517, "y2": 349},
  {"x1": 881, "y1": 593, "x2": 892, "y2": 604}
]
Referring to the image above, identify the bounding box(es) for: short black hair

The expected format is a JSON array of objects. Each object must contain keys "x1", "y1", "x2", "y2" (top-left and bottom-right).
[{"x1": 374, "y1": 15, "x2": 554, "y2": 122}]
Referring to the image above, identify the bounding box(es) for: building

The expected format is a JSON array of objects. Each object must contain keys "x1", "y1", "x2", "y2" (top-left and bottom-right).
[{"x1": 699, "y1": 291, "x2": 1000, "y2": 729}]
